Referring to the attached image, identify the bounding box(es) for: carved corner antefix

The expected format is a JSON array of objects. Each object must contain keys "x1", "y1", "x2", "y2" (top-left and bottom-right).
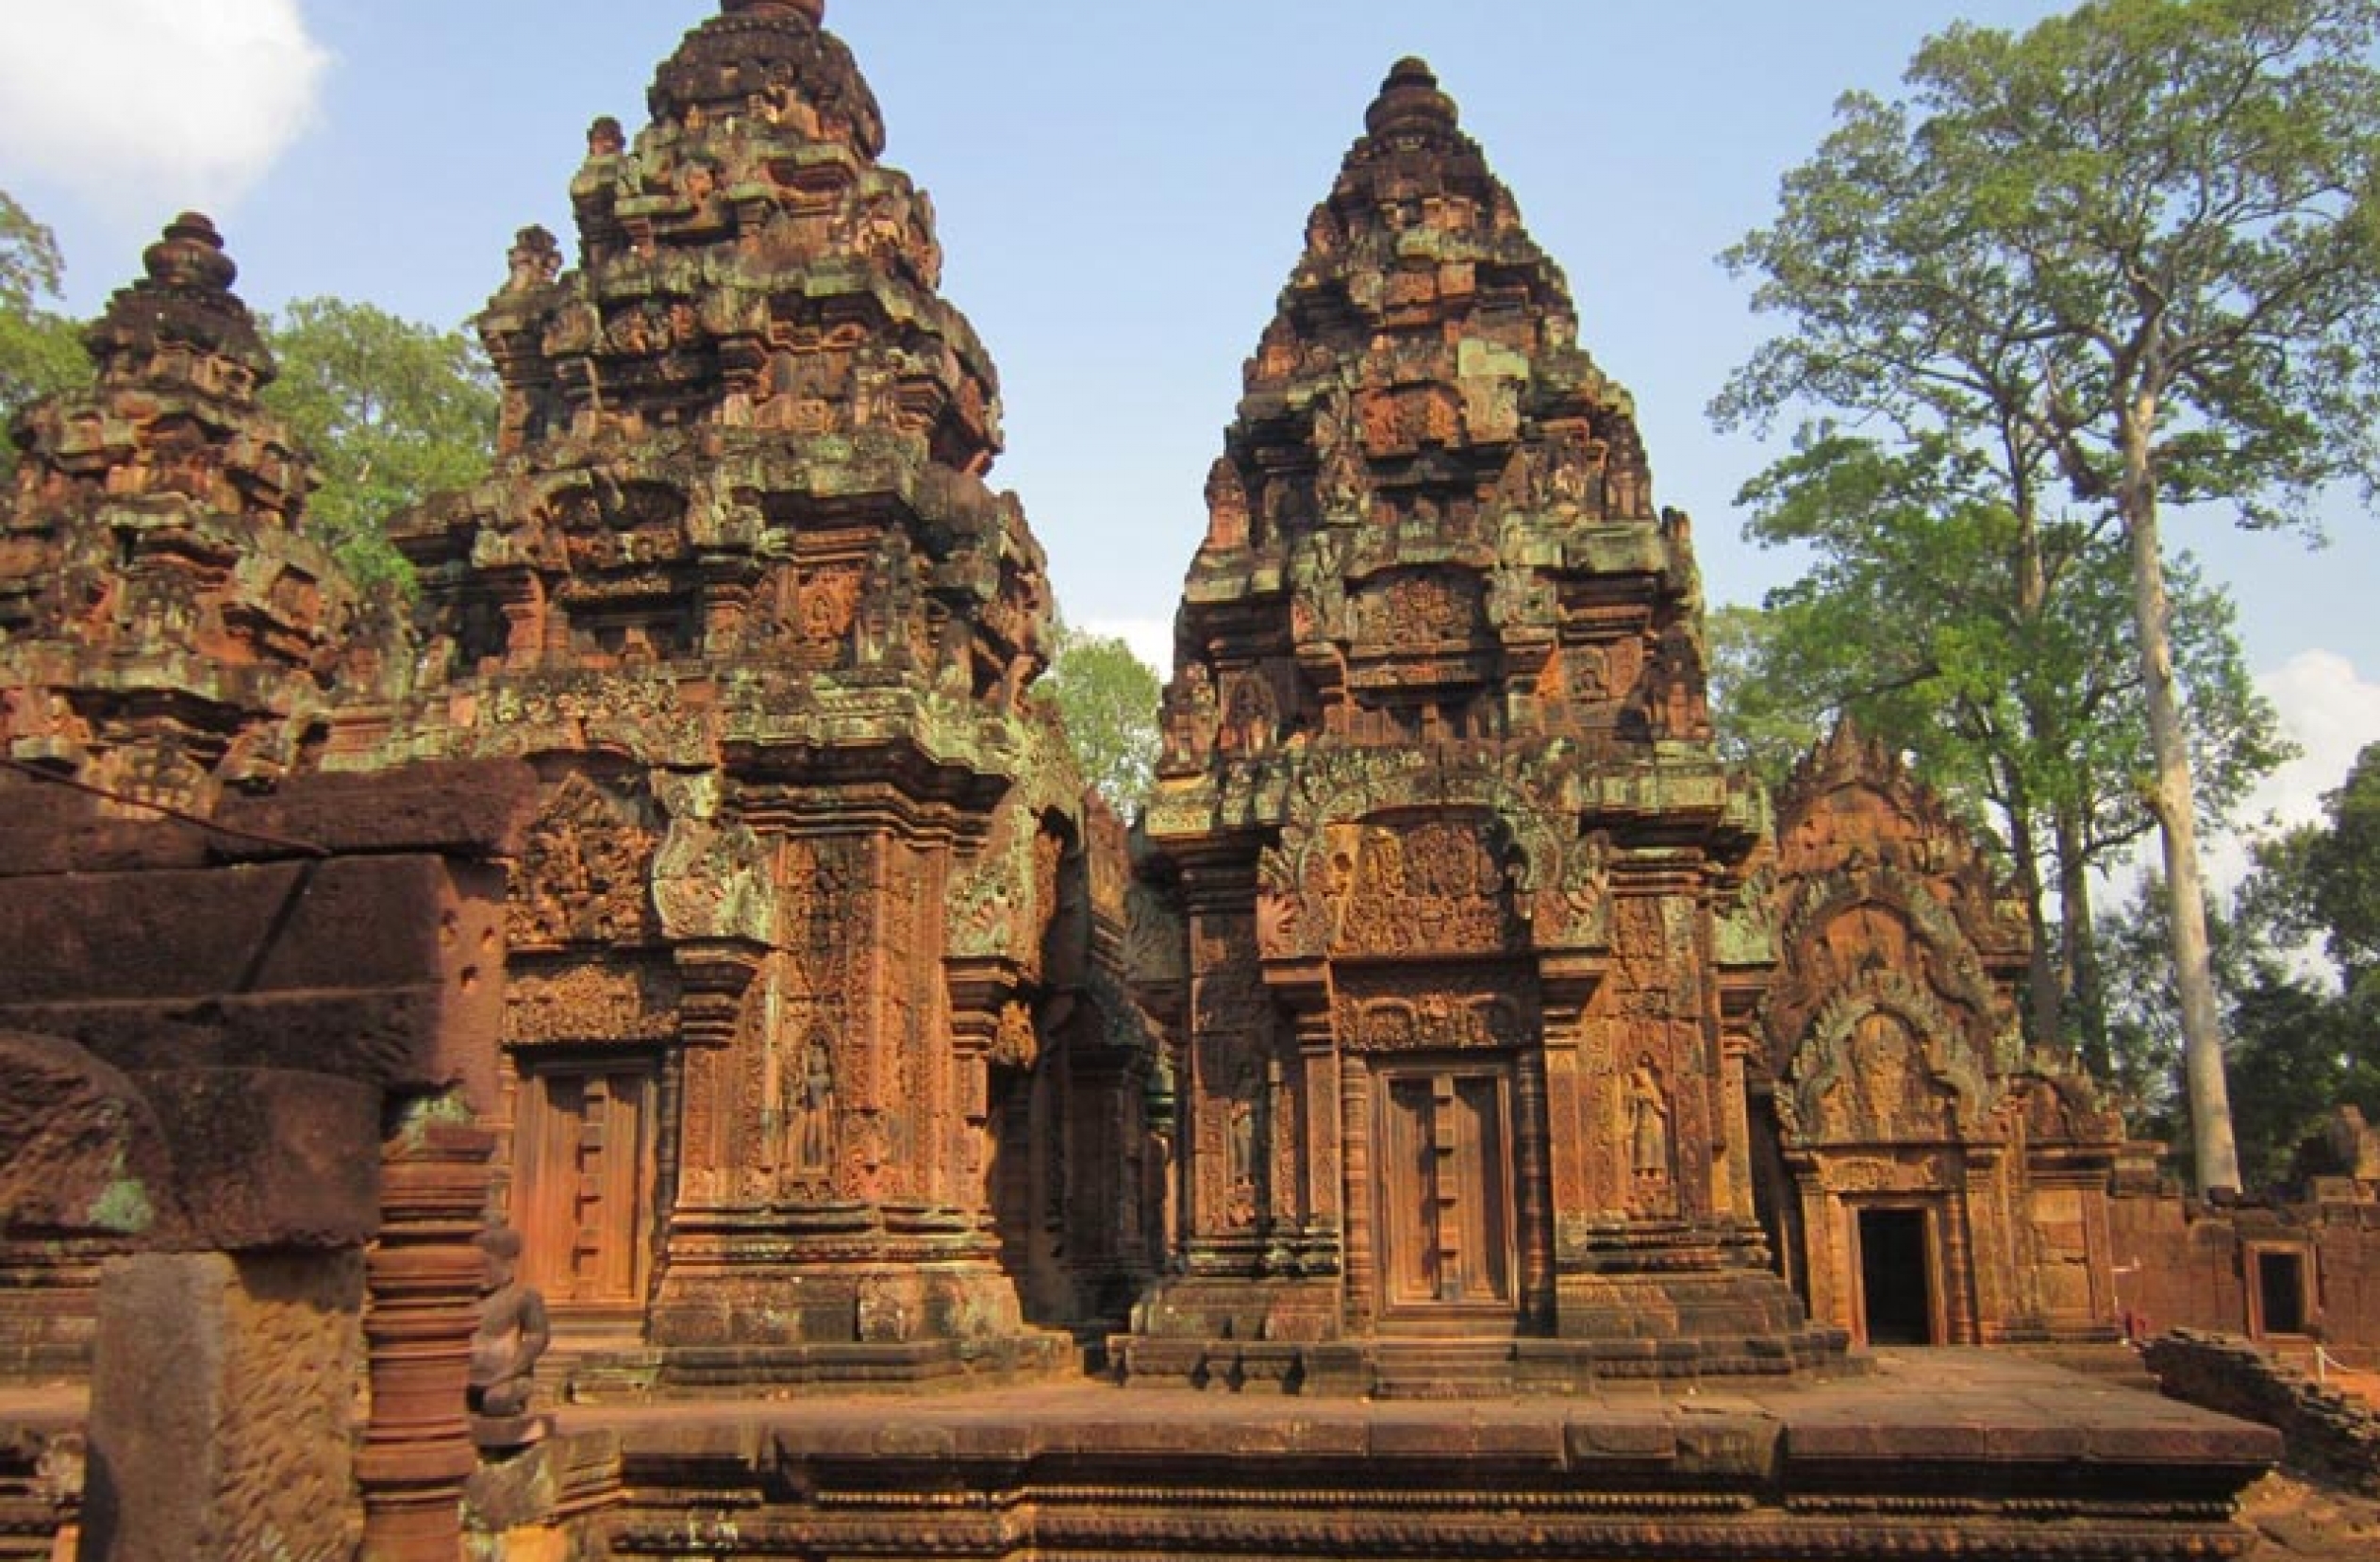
[{"x1": 1119, "y1": 58, "x2": 1847, "y2": 1393}]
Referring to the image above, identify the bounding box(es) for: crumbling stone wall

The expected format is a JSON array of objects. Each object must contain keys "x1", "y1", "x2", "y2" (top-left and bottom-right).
[
  {"x1": 2111, "y1": 1190, "x2": 2380, "y2": 1352},
  {"x1": 0, "y1": 760, "x2": 534, "y2": 1562},
  {"x1": 2144, "y1": 1330, "x2": 2380, "y2": 1495}
]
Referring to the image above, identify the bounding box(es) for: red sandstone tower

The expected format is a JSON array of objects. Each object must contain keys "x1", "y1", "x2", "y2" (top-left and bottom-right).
[
  {"x1": 352, "y1": 0, "x2": 1156, "y2": 1388},
  {"x1": 1123, "y1": 59, "x2": 1842, "y2": 1389},
  {"x1": 0, "y1": 213, "x2": 379, "y2": 812}
]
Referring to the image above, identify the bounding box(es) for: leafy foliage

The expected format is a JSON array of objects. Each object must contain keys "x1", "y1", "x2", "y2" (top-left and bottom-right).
[
  {"x1": 2104, "y1": 749, "x2": 2380, "y2": 1190},
  {"x1": 1035, "y1": 623, "x2": 1161, "y2": 814},
  {"x1": 1710, "y1": 428, "x2": 2287, "y2": 1062},
  {"x1": 0, "y1": 191, "x2": 91, "y2": 486},
  {"x1": 1717, "y1": 0, "x2": 2380, "y2": 1192},
  {"x1": 260, "y1": 298, "x2": 498, "y2": 586}
]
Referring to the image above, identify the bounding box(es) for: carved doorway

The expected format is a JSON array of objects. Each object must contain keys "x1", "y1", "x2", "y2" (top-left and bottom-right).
[
  {"x1": 1854, "y1": 1205, "x2": 1937, "y2": 1345},
  {"x1": 1374, "y1": 1064, "x2": 1518, "y2": 1327},
  {"x1": 510, "y1": 1056, "x2": 658, "y2": 1314}
]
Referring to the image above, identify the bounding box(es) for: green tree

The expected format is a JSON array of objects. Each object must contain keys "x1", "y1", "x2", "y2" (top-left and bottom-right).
[
  {"x1": 260, "y1": 297, "x2": 498, "y2": 586},
  {"x1": 1711, "y1": 429, "x2": 2286, "y2": 1069},
  {"x1": 2103, "y1": 746, "x2": 2380, "y2": 1190},
  {"x1": 2288, "y1": 742, "x2": 2380, "y2": 987},
  {"x1": 2255, "y1": 741, "x2": 2380, "y2": 1010},
  {"x1": 1035, "y1": 623, "x2": 1161, "y2": 813},
  {"x1": 1706, "y1": 604, "x2": 1822, "y2": 790},
  {"x1": 0, "y1": 191, "x2": 91, "y2": 485},
  {"x1": 1718, "y1": 0, "x2": 2380, "y2": 1194}
]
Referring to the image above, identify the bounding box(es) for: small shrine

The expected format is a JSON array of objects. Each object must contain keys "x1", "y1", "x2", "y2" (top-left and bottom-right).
[
  {"x1": 1121, "y1": 58, "x2": 1840, "y2": 1390},
  {"x1": 334, "y1": 0, "x2": 1157, "y2": 1386},
  {"x1": 1756, "y1": 722, "x2": 2126, "y2": 1345}
]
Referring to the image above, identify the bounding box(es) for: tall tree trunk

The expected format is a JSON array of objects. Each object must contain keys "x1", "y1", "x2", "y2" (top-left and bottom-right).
[
  {"x1": 2120, "y1": 411, "x2": 2240, "y2": 1195},
  {"x1": 2006, "y1": 470, "x2": 2063, "y2": 1049},
  {"x1": 2002, "y1": 782, "x2": 2063, "y2": 1047},
  {"x1": 2055, "y1": 804, "x2": 2109, "y2": 1078}
]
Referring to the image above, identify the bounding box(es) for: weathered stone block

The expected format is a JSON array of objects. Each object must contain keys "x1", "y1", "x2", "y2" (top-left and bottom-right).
[
  {"x1": 135, "y1": 1070, "x2": 380, "y2": 1250},
  {"x1": 79, "y1": 1251, "x2": 364, "y2": 1562}
]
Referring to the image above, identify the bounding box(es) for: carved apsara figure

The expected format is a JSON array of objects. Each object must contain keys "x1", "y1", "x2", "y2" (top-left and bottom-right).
[
  {"x1": 1628, "y1": 1057, "x2": 1671, "y2": 1180},
  {"x1": 794, "y1": 1033, "x2": 836, "y2": 1173}
]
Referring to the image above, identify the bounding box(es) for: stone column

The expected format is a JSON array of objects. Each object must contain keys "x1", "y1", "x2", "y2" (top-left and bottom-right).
[
  {"x1": 1512, "y1": 1045, "x2": 1555, "y2": 1329},
  {"x1": 1289, "y1": 998, "x2": 1340, "y2": 1271},
  {"x1": 358, "y1": 1116, "x2": 495, "y2": 1562}
]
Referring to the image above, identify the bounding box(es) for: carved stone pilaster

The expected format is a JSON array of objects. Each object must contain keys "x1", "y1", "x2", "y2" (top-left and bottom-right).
[{"x1": 358, "y1": 1116, "x2": 494, "y2": 1562}]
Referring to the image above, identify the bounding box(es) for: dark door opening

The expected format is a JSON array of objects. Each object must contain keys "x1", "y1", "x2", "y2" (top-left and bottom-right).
[
  {"x1": 2255, "y1": 1250, "x2": 2308, "y2": 1337},
  {"x1": 1856, "y1": 1206, "x2": 1935, "y2": 1345}
]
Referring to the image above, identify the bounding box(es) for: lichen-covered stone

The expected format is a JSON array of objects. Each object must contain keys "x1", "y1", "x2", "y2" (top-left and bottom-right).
[
  {"x1": 1123, "y1": 58, "x2": 1836, "y2": 1388},
  {"x1": 1758, "y1": 721, "x2": 2126, "y2": 1345},
  {"x1": 327, "y1": 0, "x2": 1156, "y2": 1381},
  {"x1": 0, "y1": 215, "x2": 384, "y2": 811}
]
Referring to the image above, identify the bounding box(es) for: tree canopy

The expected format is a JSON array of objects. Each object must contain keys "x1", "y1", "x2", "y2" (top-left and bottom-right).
[
  {"x1": 1717, "y1": 0, "x2": 2380, "y2": 1193},
  {"x1": 259, "y1": 297, "x2": 498, "y2": 586},
  {"x1": 0, "y1": 191, "x2": 90, "y2": 487},
  {"x1": 1710, "y1": 427, "x2": 2287, "y2": 1066},
  {"x1": 2105, "y1": 745, "x2": 2380, "y2": 1188},
  {"x1": 1035, "y1": 623, "x2": 1161, "y2": 814}
]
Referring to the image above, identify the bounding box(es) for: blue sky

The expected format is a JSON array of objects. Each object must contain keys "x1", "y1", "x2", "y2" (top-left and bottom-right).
[{"x1": 3, "y1": 1, "x2": 2375, "y2": 855}]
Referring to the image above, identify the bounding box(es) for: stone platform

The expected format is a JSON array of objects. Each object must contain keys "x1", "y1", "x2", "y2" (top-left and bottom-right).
[
  {"x1": 0, "y1": 1352, "x2": 2287, "y2": 1557},
  {"x1": 571, "y1": 1350, "x2": 2271, "y2": 1559}
]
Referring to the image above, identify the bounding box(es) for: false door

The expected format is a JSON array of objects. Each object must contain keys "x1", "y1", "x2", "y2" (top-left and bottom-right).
[
  {"x1": 1375, "y1": 1065, "x2": 1518, "y2": 1323},
  {"x1": 511, "y1": 1057, "x2": 657, "y2": 1310}
]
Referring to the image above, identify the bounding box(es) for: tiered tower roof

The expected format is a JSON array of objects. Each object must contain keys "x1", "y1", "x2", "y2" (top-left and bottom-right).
[
  {"x1": 1161, "y1": 58, "x2": 1701, "y2": 771},
  {"x1": 0, "y1": 214, "x2": 370, "y2": 807},
  {"x1": 392, "y1": 0, "x2": 1042, "y2": 708}
]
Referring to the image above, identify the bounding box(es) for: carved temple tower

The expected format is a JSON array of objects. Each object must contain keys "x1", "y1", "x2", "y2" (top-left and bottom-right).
[
  {"x1": 1122, "y1": 60, "x2": 1842, "y2": 1389},
  {"x1": 344, "y1": 0, "x2": 1154, "y2": 1386},
  {"x1": 0, "y1": 213, "x2": 381, "y2": 813}
]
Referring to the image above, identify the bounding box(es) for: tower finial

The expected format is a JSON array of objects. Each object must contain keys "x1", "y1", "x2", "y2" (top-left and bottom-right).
[
  {"x1": 724, "y1": 0, "x2": 824, "y2": 23},
  {"x1": 1365, "y1": 57, "x2": 1458, "y2": 140}
]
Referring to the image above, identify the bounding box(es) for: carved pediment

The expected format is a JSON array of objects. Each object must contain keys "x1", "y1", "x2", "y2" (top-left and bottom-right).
[
  {"x1": 509, "y1": 772, "x2": 661, "y2": 950},
  {"x1": 1778, "y1": 972, "x2": 1994, "y2": 1145}
]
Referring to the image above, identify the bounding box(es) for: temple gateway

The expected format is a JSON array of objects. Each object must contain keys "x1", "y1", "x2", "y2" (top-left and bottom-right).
[{"x1": 0, "y1": 5, "x2": 2362, "y2": 1561}]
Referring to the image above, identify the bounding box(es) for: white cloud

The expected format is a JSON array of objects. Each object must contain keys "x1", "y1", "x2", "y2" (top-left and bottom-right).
[
  {"x1": 0, "y1": 0, "x2": 330, "y2": 217},
  {"x1": 2203, "y1": 650, "x2": 2380, "y2": 890}
]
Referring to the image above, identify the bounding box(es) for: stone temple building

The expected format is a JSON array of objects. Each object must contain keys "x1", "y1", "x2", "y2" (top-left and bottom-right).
[
  {"x1": 0, "y1": 5, "x2": 2318, "y2": 1560},
  {"x1": 336, "y1": 0, "x2": 1159, "y2": 1385},
  {"x1": 1756, "y1": 722, "x2": 2126, "y2": 1349},
  {"x1": 1122, "y1": 57, "x2": 1839, "y2": 1390}
]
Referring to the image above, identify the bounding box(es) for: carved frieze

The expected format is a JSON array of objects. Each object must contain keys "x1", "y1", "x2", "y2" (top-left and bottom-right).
[
  {"x1": 1340, "y1": 976, "x2": 1533, "y2": 1053},
  {"x1": 506, "y1": 961, "x2": 679, "y2": 1044},
  {"x1": 1780, "y1": 972, "x2": 1988, "y2": 1145},
  {"x1": 1351, "y1": 571, "x2": 1483, "y2": 652}
]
